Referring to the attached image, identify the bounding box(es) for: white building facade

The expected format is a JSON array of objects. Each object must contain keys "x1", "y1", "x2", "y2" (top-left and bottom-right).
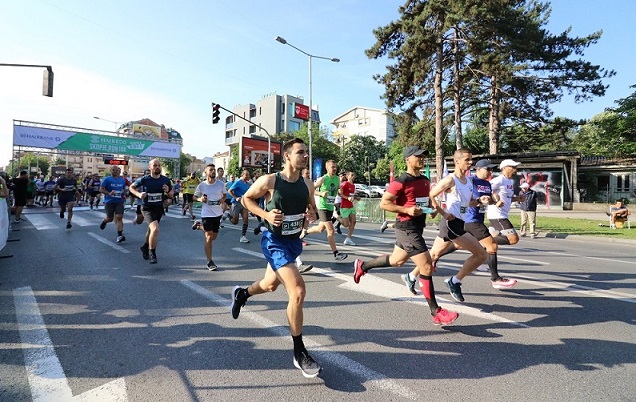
[{"x1": 330, "y1": 106, "x2": 396, "y2": 146}]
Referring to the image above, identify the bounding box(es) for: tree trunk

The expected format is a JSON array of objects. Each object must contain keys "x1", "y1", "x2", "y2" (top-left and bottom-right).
[
  {"x1": 434, "y1": 19, "x2": 445, "y2": 182},
  {"x1": 453, "y1": 27, "x2": 462, "y2": 150},
  {"x1": 488, "y1": 75, "x2": 500, "y2": 154}
]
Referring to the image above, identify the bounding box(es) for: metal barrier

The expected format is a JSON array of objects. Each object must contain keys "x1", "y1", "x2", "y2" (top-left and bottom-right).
[{"x1": 353, "y1": 198, "x2": 385, "y2": 223}]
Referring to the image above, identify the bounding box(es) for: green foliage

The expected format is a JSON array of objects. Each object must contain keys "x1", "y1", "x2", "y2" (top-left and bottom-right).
[
  {"x1": 227, "y1": 148, "x2": 240, "y2": 177},
  {"x1": 11, "y1": 153, "x2": 50, "y2": 177},
  {"x1": 338, "y1": 135, "x2": 387, "y2": 183},
  {"x1": 160, "y1": 152, "x2": 191, "y2": 178},
  {"x1": 275, "y1": 122, "x2": 340, "y2": 171}
]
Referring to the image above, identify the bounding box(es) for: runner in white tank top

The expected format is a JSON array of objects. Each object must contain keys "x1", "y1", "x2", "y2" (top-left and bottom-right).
[{"x1": 445, "y1": 176, "x2": 474, "y2": 221}]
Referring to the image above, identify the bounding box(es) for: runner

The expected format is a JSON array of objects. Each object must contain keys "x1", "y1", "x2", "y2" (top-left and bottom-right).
[
  {"x1": 55, "y1": 168, "x2": 80, "y2": 229},
  {"x1": 181, "y1": 172, "x2": 200, "y2": 220},
  {"x1": 99, "y1": 165, "x2": 127, "y2": 243},
  {"x1": 228, "y1": 169, "x2": 252, "y2": 243},
  {"x1": 87, "y1": 173, "x2": 102, "y2": 210},
  {"x1": 427, "y1": 148, "x2": 488, "y2": 303},
  {"x1": 301, "y1": 160, "x2": 348, "y2": 261},
  {"x1": 352, "y1": 146, "x2": 458, "y2": 325},
  {"x1": 192, "y1": 164, "x2": 226, "y2": 271},
  {"x1": 11, "y1": 171, "x2": 29, "y2": 223},
  {"x1": 336, "y1": 171, "x2": 358, "y2": 245},
  {"x1": 132, "y1": 169, "x2": 150, "y2": 225},
  {"x1": 230, "y1": 137, "x2": 322, "y2": 378},
  {"x1": 129, "y1": 159, "x2": 174, "y2": 264},
  {"x1": 43, "y1": 176, "x2": 56, "y2": 207},
  {"x1": 488, "y1": 159, "x2": 525, "y2": 247},
  {"x1": 172, "y1": 179, "x2": 181, "y2": 205}
]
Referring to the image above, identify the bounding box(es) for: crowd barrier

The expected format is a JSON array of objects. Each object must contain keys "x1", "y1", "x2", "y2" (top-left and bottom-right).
[
  {"x1": 353, "y1": 198, "x2": 385, "y2": 223},
  {"x1": 0, "y1": 198, "x2": 8, "y2": 252}
]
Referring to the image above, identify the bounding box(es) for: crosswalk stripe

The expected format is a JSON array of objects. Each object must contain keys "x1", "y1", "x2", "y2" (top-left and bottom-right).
[{"x1": 24, "y1": 214, "x2": 57, "y2": 230}]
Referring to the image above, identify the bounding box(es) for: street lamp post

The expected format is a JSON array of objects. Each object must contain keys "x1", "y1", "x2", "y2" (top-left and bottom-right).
[
  {"x1": 93, "y1": 116, "x2": 123, "y2": 133},
  {"x1": 275, "y1": 36, "x2": 339, "y2": 179}
]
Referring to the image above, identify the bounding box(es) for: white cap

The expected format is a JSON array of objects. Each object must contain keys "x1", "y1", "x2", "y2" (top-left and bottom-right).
[
  {"x1": 499, "y1": 159, "x2": 521, "y2": 169},
  {"x1": 520, "y1": 182, "x2": 530, "y2": 189}
]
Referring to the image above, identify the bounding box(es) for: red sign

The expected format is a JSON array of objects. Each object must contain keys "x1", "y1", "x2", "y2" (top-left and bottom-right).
[
  {"x1": 103, "y1": 158, "x2": 129, "y2": 166},
  {"x1": 294, "y1": 103, "x2": 310, "y2": 120},
  {"x1": 240, "y1": 137, "x2": 282, "y2": 169}
]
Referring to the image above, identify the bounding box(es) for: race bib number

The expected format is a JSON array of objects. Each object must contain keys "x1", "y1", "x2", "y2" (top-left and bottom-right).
[
  {"x1": 207, "y1": 200, "x2": 220, "y2": 206},
  {"x1": 147, "y1": 192, "x2": 162, "y2": 203},
  {"x1": 460, "y1": 202, "x2": 468, "y2": 214},
  {"x1": 112, "y1": 190, "x2": 122, "y2": 198},
  {"x1": 415, "y1": 197, "x2": 429, "y2": 209},
  {"x1": 281, "y1": 213, "x2": 305, "y2": 235},
  {"x1": 64, "y1": 185, "x2": 75, "y2": 191},
  {"x1": 479, "y1": 203, "x2": 488, "y2": 213},
  {"x1": 326, "y1": 196, "x2": 336, "y2": 204}
]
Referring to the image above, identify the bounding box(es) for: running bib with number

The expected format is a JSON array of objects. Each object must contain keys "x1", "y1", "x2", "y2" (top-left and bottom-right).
[
  {"x1": 326, "y1": 196, "x2": 336, "y2": 204},
  {"x1": 113, "y1": 190, "x2": 122, "y2": 198},
  {"x1": 207, "y1": 200, "x2": 220, "y2": 206},
  {"x1": 147, "y1": 193, "x2": 162, "y2": 203},
  {"x1": 64, "y1": 185, "x2": 75, "y2": 191},
  {"x1": 281, "y1": 213, "x2": 305, "y2": 235},
  {"x1": 459, "y1": 202, "x2": 469, "y2": 214},
  {"x1": 415, "y1": 197, "x2": 429, "y2": 209}
]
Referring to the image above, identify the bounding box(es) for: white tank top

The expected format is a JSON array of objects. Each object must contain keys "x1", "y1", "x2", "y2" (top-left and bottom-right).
[{"x1": 446, "y1": 176, "x2": 473, "y2": 220}]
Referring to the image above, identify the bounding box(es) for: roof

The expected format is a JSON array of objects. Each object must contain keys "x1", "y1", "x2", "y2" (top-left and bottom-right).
[
  {"x1": 580, "y1": 155, "x2": 636, "y2": 167},
  {"x1": 330, "y1": 106, "x2": 391, "y2": 124}
]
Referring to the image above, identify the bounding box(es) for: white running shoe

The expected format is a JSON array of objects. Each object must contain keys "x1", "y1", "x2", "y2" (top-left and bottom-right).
[
  {"x1": 239, "y1": 235, "x2": 250, "y2": 243},
  {"x1": 343, "y1": 237, "x2": 356, "y2": 246},
  {"x1": 491, "y1": 277, "x2": 517, "y2": 289},
  {"x1": 476, "y1": 264, "x2": 489, "y2": 272}
]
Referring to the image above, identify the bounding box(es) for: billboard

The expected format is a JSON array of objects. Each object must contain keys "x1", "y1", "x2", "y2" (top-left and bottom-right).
[
  {"x1": 132, "y1": 124, "x2": 165, "y2": 139},
  {"x1": 239, "y1": 136, "x2": 281, "y2": 170},
  {"x1": 293, "y1": 103, "x2": 310, "y2": 120},
  {"x1": 13, "y1": 126, "x2": 180, "y2": 158}
]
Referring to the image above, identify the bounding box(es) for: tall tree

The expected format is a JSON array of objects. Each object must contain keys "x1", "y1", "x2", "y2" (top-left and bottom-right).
[{"x1": 338, "y1": 135, "x2": 387, "y2": 183}]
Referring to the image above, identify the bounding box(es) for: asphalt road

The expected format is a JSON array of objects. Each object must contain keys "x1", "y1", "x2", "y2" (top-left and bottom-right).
[{"x1": 1, "y1": 205, "x2": 634, "y2": 401}]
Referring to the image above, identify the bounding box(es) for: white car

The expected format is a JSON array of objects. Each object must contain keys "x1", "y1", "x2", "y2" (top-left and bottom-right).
[
  {"x1": 354, "y1": 184, "x2": 380, "y2": 198},
  {"x1": 368, "y1": 185, "x2": 386, "y2": 195}
]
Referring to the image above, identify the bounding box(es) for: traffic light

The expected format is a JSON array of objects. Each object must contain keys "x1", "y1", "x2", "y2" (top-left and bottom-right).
[
  {"x1": 212, "y1": 103, "x2": 221, "y2": 124},
  {"x1": 42, "y1": 67, "x2": 53, "y2": 97}
]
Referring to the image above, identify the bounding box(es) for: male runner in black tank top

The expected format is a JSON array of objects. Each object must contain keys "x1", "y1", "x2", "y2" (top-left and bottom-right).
[{"x1": 230, "y1": 138, "x2": 322, "y2": 378}]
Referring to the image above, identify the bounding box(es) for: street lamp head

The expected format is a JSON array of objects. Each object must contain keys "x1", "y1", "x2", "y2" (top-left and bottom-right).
[
  {"x1": 331, "y1": 58, "x2": 340, "y2": 63},
  {"x1": 275, "y1": 36, "x2": 287, "y2": 44}
]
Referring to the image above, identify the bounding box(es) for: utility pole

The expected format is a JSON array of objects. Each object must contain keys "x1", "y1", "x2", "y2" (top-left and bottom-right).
[{"x1": 0, "y1": 63, "x2": 54, "y2": 96}]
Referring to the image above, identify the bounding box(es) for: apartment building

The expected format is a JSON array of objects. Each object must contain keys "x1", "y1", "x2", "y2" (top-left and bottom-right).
[
  {"x1": 330, "y1": 106, "x2": 396, "y2": 146},
  {"x1": 224, "y1": 93, "x2": 319, "y2": 146}
]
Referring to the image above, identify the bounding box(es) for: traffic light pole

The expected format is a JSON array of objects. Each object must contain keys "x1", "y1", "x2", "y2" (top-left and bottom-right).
[
  {"x1": 211, "y1": 102, "x2": 272, "y2": 173},
  {"x1": 0, "y1": 63, "x2": 54, "y2": 96}
]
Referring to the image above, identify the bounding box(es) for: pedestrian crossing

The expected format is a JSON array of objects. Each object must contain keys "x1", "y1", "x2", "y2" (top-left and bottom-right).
[{"x1": 23, "y1": 206, "x2": 199, "y2": 230}]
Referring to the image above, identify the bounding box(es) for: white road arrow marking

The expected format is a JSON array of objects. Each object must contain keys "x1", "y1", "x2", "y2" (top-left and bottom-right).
[{"x1": 13, "y1": 286, "x2": 128, "y2": 401}]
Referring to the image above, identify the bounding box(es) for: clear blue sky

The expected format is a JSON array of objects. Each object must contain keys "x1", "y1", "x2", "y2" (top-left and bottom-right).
[{"x1": 1, "y1": 0, "x2": 633, "y2": 167}]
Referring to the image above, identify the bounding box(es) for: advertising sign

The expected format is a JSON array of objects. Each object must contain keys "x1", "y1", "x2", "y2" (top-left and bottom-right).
[
  {"x1": 13, "y1": 126, "x2": 180, "y2": 158},
  {"x1": 132, "y1": 124, "x2": 164, "y2": 139},
  {"x1": 313, "y1": 158, "x2": 323, "y2": 179},
  {"x1": 239, "y1": 136, "x2": 281, "y2": 170},
  {"x1": 293, "y1": 103, "x2": 310, "y2": 120}
]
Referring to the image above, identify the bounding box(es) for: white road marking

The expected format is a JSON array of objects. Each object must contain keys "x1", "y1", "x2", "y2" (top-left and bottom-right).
[
  {"x1": 542, "y1": 249, "x2": 636, "y2": 265},
  {"x1": 231, "y1": 247, "x2": 263, "y2": 258},
  {"x1": 69, "y1": 214, "x2": 95, "y2": 227},
  {"x1": 180, "y1": 280, "x2": 419, "y2": 400},
  {"x1": 13, "y1": 286, "x2": 128, "y2": 401},
  {"x1": 352, "y1": 233, "x2": 395, "y2": 244},
  {"x1": 24, "y1": 214, "x2": 57, "y2": 230},
  {"x1": 87, "y1": 232, "x2": 130, "y2": 253}
]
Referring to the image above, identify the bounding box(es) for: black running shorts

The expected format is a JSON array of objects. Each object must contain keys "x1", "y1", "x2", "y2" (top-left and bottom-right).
[
  {"x1": 104, "y1": 202, "x2": 125, "y2": 219},
  {"x1": 202, "y1": 216, "x2": 221, "y2": 233},
  {"x1": 142, "y1": 204, "x2": 165, "y2": 223},
  {"x1": 464, "y1": 221, "x2": 491, "y2": 241},
  {"x1": 317, "y1": 209, "x2": 334, "y2": 222},
  {"x1": 395, "y1": 227, "x2": 428, "y2": 257},
  {"x1": 439, "y1": 217, "x2": 467, "y2": 241}
]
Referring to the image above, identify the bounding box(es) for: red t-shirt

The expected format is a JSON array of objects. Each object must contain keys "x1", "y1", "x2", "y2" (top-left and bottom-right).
[
  {"x1": 386, "y1": 173, "x2": 430, "y2": 228},
  {"x1": 340, "y1": 181, "x2": 355, "y2": 208}
]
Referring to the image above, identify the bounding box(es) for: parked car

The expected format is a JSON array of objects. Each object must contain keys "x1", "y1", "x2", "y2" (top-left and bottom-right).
[
  {"x1": 368, "y1": 185, "x2": 386, "y2": 195},
  {"x1": 354, "y1": 183, "x2": 380, "y2": 198}
]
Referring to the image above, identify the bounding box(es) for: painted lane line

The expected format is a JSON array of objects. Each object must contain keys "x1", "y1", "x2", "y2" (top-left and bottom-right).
[
  {"x1": 87, "y1": 232, "x2": 130, "y2": 253},
  {"x1": 542, "y1": 249, "x2": 636, "y2": 266},
  {"x1": 231, "y1": 247, "x2": 264, "y2": 258},
  {"x1": 24, "y1": 214, "x2": 57, "y2": 230},
  {"x1": 13, "y1": 286, "x2": 128, "y2": 401},
  {"x1": 351, "y1": 233, "x2": 395, "y2": 244},
  {"x1": 180, "y1": 280, "x2": 418, "y2": 401}
]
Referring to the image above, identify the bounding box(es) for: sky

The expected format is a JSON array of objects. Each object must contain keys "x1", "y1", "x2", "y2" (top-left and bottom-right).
[{"x1": 1, "y1": 0, "x2": 634, "y2": 168}]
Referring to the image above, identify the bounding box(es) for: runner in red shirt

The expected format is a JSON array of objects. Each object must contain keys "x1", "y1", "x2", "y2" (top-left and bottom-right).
[{"x1": 337, "y1": 171, "x2": 359, "y2": 245}]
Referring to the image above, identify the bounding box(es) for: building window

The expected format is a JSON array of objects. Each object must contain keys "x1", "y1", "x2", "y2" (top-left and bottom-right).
[
  {"x1": 250, "y1": 109, "x2": 256, "y2": 118},
  {"x1": 617, "y1": 174, "x2": 630, "y2": 192},
  {"x1": 288, "y1": 121, "x2": 300, "y2": 132},
  {"x1": 249, "y1": 125, "x2": 256, "y2": 134},
  {"x1": 597, "y1": 175, "x2": 609, "y2": 193},
  {"x1": 87, "y1": 158, "x2": 92, "y2": 162}
]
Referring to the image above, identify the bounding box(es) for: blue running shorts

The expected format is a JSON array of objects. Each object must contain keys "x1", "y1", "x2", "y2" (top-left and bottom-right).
[{"x1": 260, "y1": 230, "x2": 303, "y2": 271}]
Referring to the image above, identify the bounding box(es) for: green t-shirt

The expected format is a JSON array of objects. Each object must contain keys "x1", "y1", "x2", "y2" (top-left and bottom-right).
[{"x1": 317, "y1": 174, "x2": 340, "y2": 211}]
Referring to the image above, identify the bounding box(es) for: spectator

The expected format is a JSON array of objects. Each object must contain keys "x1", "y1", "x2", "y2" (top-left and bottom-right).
[
  {"x1": 608, "y1": 200, "x2": 629, "y2": 229},
  {"x1": 519, "y1": 182, "x2": 538, "y2": 238},
  {"x1": 11, "y1": 171, "x2": 30, "y2": 223}
]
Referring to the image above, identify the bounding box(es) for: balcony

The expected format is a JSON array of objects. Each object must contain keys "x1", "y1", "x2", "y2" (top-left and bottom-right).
[{"x1": 225, "y1": 135, "x2": 239, "y2": 145}]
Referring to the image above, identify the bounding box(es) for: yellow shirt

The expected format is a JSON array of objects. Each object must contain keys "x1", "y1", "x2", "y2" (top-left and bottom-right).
[{"x1": 182, "y1": 177, "x2": 200, "y2": 194}]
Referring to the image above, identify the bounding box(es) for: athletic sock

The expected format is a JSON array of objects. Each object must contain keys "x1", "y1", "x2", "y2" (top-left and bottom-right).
[
  {"x1": 494, "y1": 235, "x2": 511, "y2": 245},
  {"x1": 241, "y1": 223, "x2": 248, "y2": 236},
  {"x1": 408, "y1": 272, "x2": 417, "y2": 282},
  {"x1": 117, "y1": 230, "x2": 123, "y2": 236},
  {"x1": 292, "y1": 334, "x2": 306, "y2": 359},
  {"x1": 361, "y1": 255, "x2": 391, "y2": 272},
  {"x1": 487, "y1": 252, "x2": 500, "y2": 280},
  {"x1": 418, "y1": 274, "x2": 439, "y2": 315},
  {"x1": 451, "y1": 275, "x2": 461, "y2": 284}
]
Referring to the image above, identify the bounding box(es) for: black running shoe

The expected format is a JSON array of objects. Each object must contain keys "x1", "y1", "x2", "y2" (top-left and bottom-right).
[
  {"x1": 445, "y1": 277, "x2": 465, "y2": 302},
  {"x1": 253, "y1": 222, "x2": 265, "y2": 235},
  {"x1": 60, "y1": 211, "x2": 64, "y2": 219},
  {"x1": 192, "y1": 221, "x2": 201, "y2": 230},
  {"x1": 402, "y1": 273, "x2": 417, "y2": 295},
  {"x1": 66, "y1": 222, "x2": 72, "y2": 229},
  {"x1": 207, "y1": 260, "x2": 217, "y2": 271},
  {"x1": 149, "y1": 252, "x2": 157, "y2": 264},
  {"x1": 140, "y1": 245, "x2": 150, "y2": 260},
  {"x1": 335, "y1": 223, "x2": 342, "y2": 235},
  {"x1": 116, "y1": 235, "x2": 126, "y2": 243},
  {"x1": 100, "y1": 221, "x2": 107, "y2": 230},
  {"x1": 230, "y1": 286, "x2": 248, "y2": 319},
  {"x1": 293, "y1": 350, "x2": 321, "y2": 378}
]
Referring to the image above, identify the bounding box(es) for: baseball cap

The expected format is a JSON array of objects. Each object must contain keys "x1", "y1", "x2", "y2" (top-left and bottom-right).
[
  {"x1": 474, "y1": 159, "x2": 496, "y2": 169},
  {"x1": 403, "y1": 146, "x2": 429, "y2": 158},
  {"x1": 499, "y1": 159, "x2": 521, "y2": 169},
  {"x1": 520, "y1": 182, "x2": 530, "y2": 189}
]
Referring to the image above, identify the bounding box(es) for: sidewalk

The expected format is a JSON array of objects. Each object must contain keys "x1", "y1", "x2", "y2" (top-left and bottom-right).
[{"x1": 533, "y1": 208, "x2": 607, "y2": 222}]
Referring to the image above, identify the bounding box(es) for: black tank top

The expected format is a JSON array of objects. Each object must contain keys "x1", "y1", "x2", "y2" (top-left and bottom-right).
[{"x1": 265, "y1": 172, "x2": 309, "y2": 239}]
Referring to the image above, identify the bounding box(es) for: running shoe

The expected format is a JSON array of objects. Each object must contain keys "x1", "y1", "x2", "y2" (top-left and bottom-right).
[
  {"x1": 380, "y1": 220, "x2": 389, "y2": 233},
  {"x1": 343, "y1": 237, "x2": 356, "y2": 246},
  {"x1": 491, "y1": 277, "x2": 517, "y2": 289},
  {"x1": 431, "y1": 259, "x2": 437, "y2": 273},
  {"x1": 116, "y1": 235, "x2": 126, "y2": 243},
  {"x1": 353, "y1": 259, "x2": 365, "y2": 283},
  {"x1": 402, "y1": 273, "x2": 417, "y2": 295},
  {"x1": 334, "y1": 251, "x2": 348, "y2": 261},
  {"x1": 207, "y1": 260, "x2": 217, "y2": 271},
  {"x1": 444, "y1": 277, "x2": 465, "y2": 302},
  {"x1": 90, "y1": 204, "x2": 94, "y2": 210},
  {"x1": 66, "y1": 222, "x2": 72, "y2": 229},
  {"x1": 182, "y1": 209, "x2": 186, "y2": 216},
  {"x1": 191, "y1": 216, "x2": 196, "y2": 221},
  {"x1": 60, "y1": 211, "x2": 64, "y2": 219},
  {"x1": 140, "y1": 245, "x2": 150, "y2": 260},
  {"x1": 254, "y1": 222, "x2": 265, "y2": 235},
  {"x1": 336, "y1": 223, "x2": 342, "y2": 235},
  {"x1": 100, "y1": 221, "x2": 107, "y2": 230},
  {"x1": 149, "y1": 251, "x2": 157, "y2": 264},
  {"x1": 431, "y1": 307, "x2": 459, "y2": 326},
  {"x1": 476, "y1": 264, "x2": 489, "y2": 272},
  {"x1": 298, "y1": 264, "x2": 313, "y2": 274},
  {"x1": 293, "y1": 350, "x2": 322, "y2": 378},
  {"x1": 192, "y1": 221, "x2": 201, "y2": 230},
  {"x1": 231, "y1": 286, "x2": 248, "y2": 319},
  {"x1": 239, "y1": 235, "x2": 250, "y2": 243}
]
